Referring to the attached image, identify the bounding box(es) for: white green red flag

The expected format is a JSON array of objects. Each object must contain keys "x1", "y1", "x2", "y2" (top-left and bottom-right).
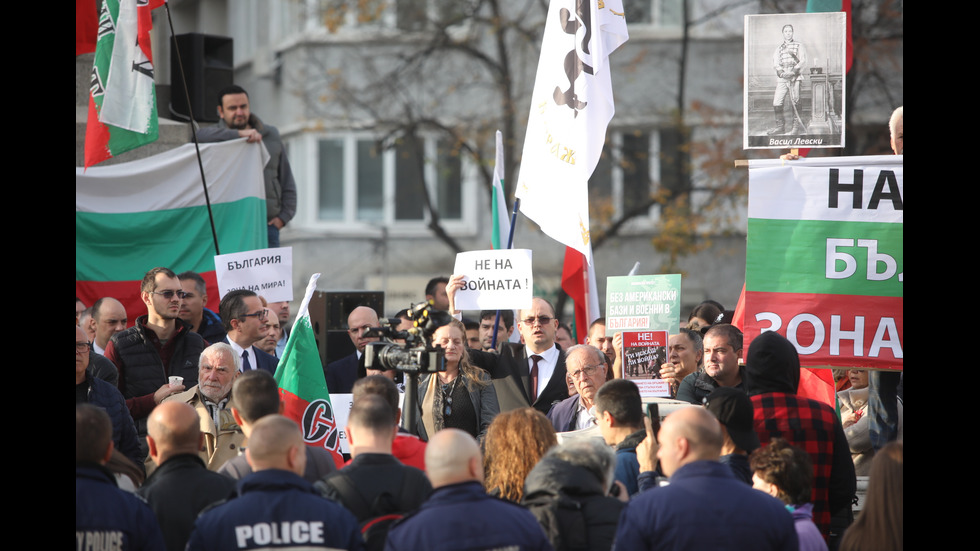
[
  {"x1": 84, "y1": 0, "x2": 165, "y2": 168},
  {"x1": 491, "y1": 130, "x2": 511, "y2": 250},
  {"x1": 744, "y1": 155, "x2": 903, "y2": 373},
  {"x1": 75, "y1": 140, "x2": 268, "y2": 320},
  {"x1": 515, "y1": 0, "x2": 628, "y2": 264},
  {"x1": 275, "y1": 274, "x2": 345, "y2": 468}
]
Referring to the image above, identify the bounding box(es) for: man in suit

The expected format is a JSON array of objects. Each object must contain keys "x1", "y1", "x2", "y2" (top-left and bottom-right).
[
  {"x1": 325, "y1": 306, "x2": 379, "y2": 394},
  {"x1": 447, "y1": 275, "x2": 568, "y2": 415},
  {"x1": 219, "y1": 289, "x2": 278, "y2": 374}
]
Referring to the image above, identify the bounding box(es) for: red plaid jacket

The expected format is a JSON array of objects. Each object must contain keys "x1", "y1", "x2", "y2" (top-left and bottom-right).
[{"x1": 751, "y1": 391, "x2": 853, "y2": 537}]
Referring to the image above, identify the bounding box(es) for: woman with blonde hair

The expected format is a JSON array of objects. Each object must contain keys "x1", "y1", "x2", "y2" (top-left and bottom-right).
[
  {"x1": 483, "y1": 408, "x2": 558, "y2": 503},
  {"x1": 417, "y1": 319, "x2": 499, "y2": 441}
]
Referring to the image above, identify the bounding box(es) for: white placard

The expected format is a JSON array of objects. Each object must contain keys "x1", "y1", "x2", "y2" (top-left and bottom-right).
[
  {"x1": 452, "y1": 249, "x2": 533, "y2": 311},
  {"x1": 215, "y1": 247, "x2": 293, "y2": 302},
  {"x1": 332, "y1": 392, "x2": 407, "y2": 454}
]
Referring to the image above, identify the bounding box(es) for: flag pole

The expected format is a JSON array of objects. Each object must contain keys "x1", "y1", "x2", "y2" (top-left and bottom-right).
[
  {"x1": 162, "y1": 1, "x2": 221, "y2": 256},
  {"x1": 490, "y1": 197, "x2": 521, "y2": 349}
]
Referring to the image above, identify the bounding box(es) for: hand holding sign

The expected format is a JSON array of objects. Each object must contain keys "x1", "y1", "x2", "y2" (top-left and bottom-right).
[{"x1": 451, "y1": 249, "x2": 533, "y2": 311}]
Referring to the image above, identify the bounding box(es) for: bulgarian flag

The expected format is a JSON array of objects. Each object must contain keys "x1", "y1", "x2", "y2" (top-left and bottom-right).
[
  {"x1": 84, "y1": 0, "x2": 165, "y2": 168},
  {"x1": 275, "y1": 274, "x2": 345, "y2": 468},
  {"x1": 561, "y1": 245, "x2": 600, "y2": 344},
  {"x1": 76, "y1": 139, "x2": 268, "y2": 321},
  {"x1": 490, "y1": 130, "x2": 511, "y2": 250},
  {"x1": 744, "y1": 155, "x2": 903, "y2": 406}
]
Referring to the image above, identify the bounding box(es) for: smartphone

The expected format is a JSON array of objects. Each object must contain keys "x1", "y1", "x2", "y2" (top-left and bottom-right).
[{"x1": 646, "y1": 402, "x2": 661, "y2": 441}]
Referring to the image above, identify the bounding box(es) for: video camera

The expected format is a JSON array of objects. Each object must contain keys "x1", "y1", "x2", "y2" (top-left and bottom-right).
[{"x1": 362, "y1": 300, "x2": 455, "y2": 375}]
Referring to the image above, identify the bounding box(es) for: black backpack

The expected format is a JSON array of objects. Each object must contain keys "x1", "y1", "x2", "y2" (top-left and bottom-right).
[{"x1": 316, "y1": 470, "x2": 428, "y2": 551}]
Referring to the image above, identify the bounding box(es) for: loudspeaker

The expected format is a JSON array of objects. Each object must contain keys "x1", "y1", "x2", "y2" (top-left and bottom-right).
[
  {"x1": 308, "y1": 291, "x2": 385, "y2": 366},
  {"x1": 170, "y1": 33, "x2": 233, "y2": 122}
]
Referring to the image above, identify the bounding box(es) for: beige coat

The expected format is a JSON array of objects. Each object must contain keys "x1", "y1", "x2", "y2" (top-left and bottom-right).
[{"x1": 160, "y1": 386, "x2": 246, "y2": 472}]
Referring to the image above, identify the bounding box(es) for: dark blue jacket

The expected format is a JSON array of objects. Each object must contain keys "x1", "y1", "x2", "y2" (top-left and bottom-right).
[
  {"x1": 82, "y1": 369, "x2": 144, "y2": 467},
  {"x1": 222, "y1": 337, "x2": 279, "y2": 374},
  {"x1": 385, "y1": 481, "x2": 552, "y2": 551},
  {"x1": 186, "y1": 469, "x2": 363, "y2": 551},
  {"x1": 614, "y1": 460, "x2": 798, "y2": 551},
  {"x1": 198, "y1": 307, "x2": 227, "y2": 345},
  {"x1": 325, "y1": 352, "x2": 360, "y2": 394},
  {"x1": 76, "y1": 464, "x2": 166, "y2": 551},
  {"x1": 546, "y1": 395, "x2": 581, "y2": 433}
]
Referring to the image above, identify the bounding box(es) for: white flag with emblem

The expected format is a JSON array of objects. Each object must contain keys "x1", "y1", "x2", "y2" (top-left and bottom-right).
[{"x1": 516, "y1": 0, "x2": 628, "y2": 264}]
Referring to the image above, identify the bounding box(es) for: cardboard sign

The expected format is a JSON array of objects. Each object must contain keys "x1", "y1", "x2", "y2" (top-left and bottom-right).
[
  {"x1": 605, "y1": 274, "x2": 681, "y2": 336},
  {"x1": 215, "y1": 247, "x2": 293, "y2": 302},
  {"x1": 452, "y1": 249, "x2": 533, "y2": 311}
]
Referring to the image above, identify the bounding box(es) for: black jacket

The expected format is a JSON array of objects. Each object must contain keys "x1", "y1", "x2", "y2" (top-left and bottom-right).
[
  {"x1": 138, "y1": 454, "x2": 236, "y2": 551},
  {"x1": 522, "y1": 455, "x2": 624, "y2": 551}
]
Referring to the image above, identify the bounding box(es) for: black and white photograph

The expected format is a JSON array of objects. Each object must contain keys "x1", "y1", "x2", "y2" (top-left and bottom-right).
[{"x1": 744, "y1": 12, "x2": 847, "y2": 150}]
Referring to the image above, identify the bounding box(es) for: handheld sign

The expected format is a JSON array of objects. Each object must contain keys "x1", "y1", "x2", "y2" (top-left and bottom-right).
[
  {"x1": 605, "y1": 274, "x2": 681, "y2": 337},
  {"x1": 215, "y1": 247, "x2": 294, "y2": 302},
  {"x1": 452, "y1": 249, "x2": 533, "y2": 311},
  {"x1": 622, "y1": 330, "x2": 670, "y2": 398}
]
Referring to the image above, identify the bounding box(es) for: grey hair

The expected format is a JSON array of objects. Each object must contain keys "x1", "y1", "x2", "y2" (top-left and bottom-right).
[
  {"x1": 889, "y1": 106, "x2": 903, "y2": 139},
  {"x1": 199, "y1": 342, "x2": 241, "y2": 372},
  {"x1": 564, "y1": 344, "x2": 606, "y2": 367},
  {"x1": 545, "y1": 438, "x2": 617, "y2": 491}
]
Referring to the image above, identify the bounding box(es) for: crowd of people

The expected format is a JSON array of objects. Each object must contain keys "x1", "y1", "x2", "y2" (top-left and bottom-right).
[
  {"x1": 77, "y1": 103, "x2": 901, "y2": 551},
  {"x1": 76, "y1": 262, "x2": 902, "y2": 551}
]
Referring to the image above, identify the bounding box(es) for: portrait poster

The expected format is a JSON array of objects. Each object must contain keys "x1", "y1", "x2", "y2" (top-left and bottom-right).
[{"x1": 743, "y1": 12, "x2": 846, "y2": 150}]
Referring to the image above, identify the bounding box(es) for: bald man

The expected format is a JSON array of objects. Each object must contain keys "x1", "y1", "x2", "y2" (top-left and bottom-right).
[
  {"x1": 90, "y1": 297, "x2": 128, "y2": 356},
  {"x1": 385, "y1": 429, "x2": 551, "y2": 551},
  {"x1": 614, "y1": 407, "x2": 798, "y2": 550},
  {"x1": 139, "y1": 402, "x2": 236, "y2": 551},
  {"x1": 187, "y1": 416, "x2": 363, "y2": 551},
  {"x1": 76, "y1": 404, "x2": 166, "y2": 551},
  {"x1": 325, "y1": 306, "x2": 380, "y2": 394}
]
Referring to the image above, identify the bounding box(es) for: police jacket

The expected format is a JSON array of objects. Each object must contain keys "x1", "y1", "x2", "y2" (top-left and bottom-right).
[
  {"x1": 76, "y1": 463, "x2": 166, "y2": 551},
  {"x1": 186, "y1": 469, "x2": 364, "y2": 551}
]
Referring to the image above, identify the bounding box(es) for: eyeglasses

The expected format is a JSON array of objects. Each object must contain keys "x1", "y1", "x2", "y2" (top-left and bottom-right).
[
  {"x1": 76, "y1": 341, "x2": 92, "y2": 353},
  {"x1": 151, "y1": 289, "x2": 187, "y2": 300},
  {"x1": 521, "y1": 315, "x2": 554, "y2": 326},
  {"x1": 568, "y1": 364, "x2": 602, "y2": 380},
  {"x1": 241, "y1": 309, "x2": 269, "y2": 321}
]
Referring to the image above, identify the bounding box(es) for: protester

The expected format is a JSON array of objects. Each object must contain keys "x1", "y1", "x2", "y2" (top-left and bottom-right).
[
  {"x1": 483, "y1": 408, "x2": 558, "y2": 503},
  {"x1": 384, "y1": 428, "x2": 552, "y2": 551},
  {"x1": 839, "y1": 441, "x2": 903, "y2": 551},
  {"x1": 522, "y1": 438, "x2": 625, "y2": 551},
  {"x1": 839, "y1": 368, "x2": 902, "y2": 476},
  {"x1": 658, "y1": 328, "x2": 703, "y2": 398},
  {"x1": 417, "y1": 319, "x2": 499, "y2": 441},
  {"x1": 750, "y1": 438, "x2": 827, "y2": 551}
]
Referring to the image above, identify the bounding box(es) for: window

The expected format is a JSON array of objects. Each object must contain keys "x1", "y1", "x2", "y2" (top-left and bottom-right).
[
  {"x1": 588, "y1": 130, "x2": 664, "y2": 228},
  {"x1": 298, "y1": 133, "x2": 474, "y2": 233},
  {"x1": 624, "y1": 0, "x2": 684, "y2": 27}
]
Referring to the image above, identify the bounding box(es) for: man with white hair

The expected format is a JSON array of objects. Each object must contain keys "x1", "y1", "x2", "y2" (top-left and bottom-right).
[
  {"x1": 163, "y1": 343, "x2": 244, "y2": 471},
  {"x1": 889, "y1": 106, "x2": 903, "y2": 155},
  {"x1": 385, "y1": 429, "x2": 551, "y2": 551}
]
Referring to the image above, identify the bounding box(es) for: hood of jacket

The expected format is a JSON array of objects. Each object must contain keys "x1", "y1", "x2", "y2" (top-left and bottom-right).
[
  {"x1": 523, "y1": 455, "x2": 607, "y2": 500},
  {"x1": 744, "y1": 331, "x2": 800, "y2": 396}
]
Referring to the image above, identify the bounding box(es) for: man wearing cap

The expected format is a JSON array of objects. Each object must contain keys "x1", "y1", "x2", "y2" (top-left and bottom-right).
[{"x1": 703, "y1": 386, "x2": 759, "y2": 485}]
